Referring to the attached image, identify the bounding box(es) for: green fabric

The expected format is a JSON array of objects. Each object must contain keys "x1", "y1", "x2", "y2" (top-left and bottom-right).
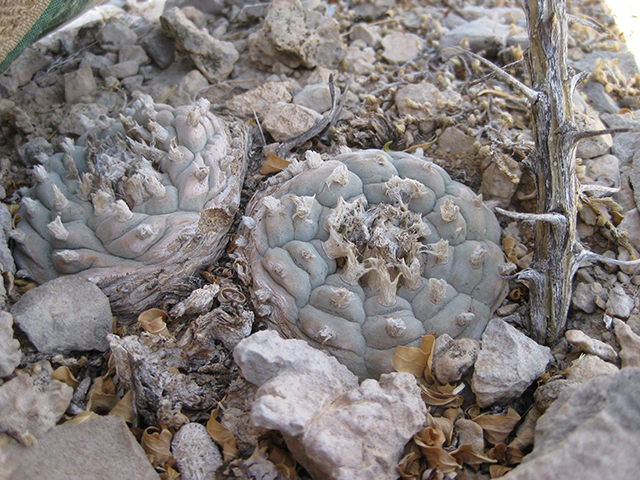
[{"x1": 0, "y1": 0, "x2": 98, "y2": 74}]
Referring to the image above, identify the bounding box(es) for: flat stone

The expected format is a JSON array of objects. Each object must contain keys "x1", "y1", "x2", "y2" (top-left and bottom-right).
[
  {"x1": 606, "y1": 285, "x2": 635, "y2": 319},
  {"x1": 566, "y1": 354, "x2": 619, "y2": 384},
  {"x1": 0, "y1": 361, "x2": 73, "y2": 445},
  {"x1": 0, "y1": 312, "x2": 21, "y2": 378},
  {"x1": 574, "y1": 107, "x2": 612, "y2": 159},
  {"x1": 225, "y1": 81, "x2": 293, "y2": 120},
  {"x1": 293, "y1": 83, "x2": 337, "y2": 114},
  {"x1": 439, "y1": 17, "x2": 509, "y2": 57},
  {"x1": 262, "y1": 102, "x2": 323, "y2": 142},
  {"x1": 565, "y1": 329, "x2": 618, "y2": 363},
  {"x1": 97, "y1": 18, "x2": 138, "y2": 52},
  {"x1": 381, "y1": 32, "x2": 422, "y2": 64},
  {"x1": 601, "y1": 111, "x2": 640, "y2": 165},
  {"x1": 118, "y1": 45, "x2": 150, "y2": 66},
  {"x1": 472, "y1": 318, "x2": 551, "y2": 408},
  {"x1": 350, "y1": 24, "x2": 381, "y2": 47},
  {"x1": 503, "y1": 368, "x2": 640, "y2": 480},
  {"x1": 432, "y1": 335, "x2": 479, "y2": 384},
  {"x1": 140, "y1": 25, "x2": 176, "y2": 69},
  {"x1": 580, "y1": 81, "x2": 620, "y2": 114},
  {"x1": 571, "y1": 281, "x2": 607, "y2": 314},
  {"x1": 100, "y1": 60, "x2": 140, "y2": 79},
  {"x1": 11, "y1": 276, "x2": 113, "y2": 354},
  {"x1": 581, "y1": 154, "x2": 620, "y2": 192},
  {"x1": 342, "y1": 46, "x2": 376, "y2": 75},
  {"x1": 534, "y1": 379, "x2": 578, "y2": 412},
  {"x1": 395, "y1": 82, "x2": 445, "y2": 121},
  {"x1": 161, "y1": 7, "x2": 238, "y2": 83},
  {"x1": 3, "y1": 415, "x2": 160, "y2": 480},
  {"x1": 64, "y1": 65, "x2": 97, "y2": 103},
  {"x1": 0, "y1": 204, "x2": 14, "y2": 274}
]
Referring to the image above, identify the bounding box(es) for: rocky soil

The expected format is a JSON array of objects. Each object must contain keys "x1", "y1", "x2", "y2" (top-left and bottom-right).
[{"x1": 1, "y1": 0, "x2": 640, "y2": 479}]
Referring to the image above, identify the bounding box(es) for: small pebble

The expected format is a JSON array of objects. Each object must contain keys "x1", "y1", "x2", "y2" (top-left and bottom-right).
[{"x1": 565, "y1": 329, "x2": 618, "y2": 363}]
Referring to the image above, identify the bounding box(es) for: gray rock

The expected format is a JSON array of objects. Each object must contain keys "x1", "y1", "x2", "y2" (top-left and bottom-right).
[
  {"x1": 11, "y1": 276, "x2": 113, "y2": 353},
  {"x1": 381, "y1": 32, "x2": 422, "y2": 64},
  {"x1": 571, "y1": 281, "x2": 607, "y2": 313},
  {"x1": 2, "y1": 415, "x2": 160, "y2": 480},
  {"x1": 262, "y1": 102, "x2": 323, "y2": 142},
  {"x1": 503, "y1": 368, "x2": 640, "y2": 480},
  {"x1": 250, "y1": 0, "x2": 346, "y2": 69},
  {"x1": 606, "y1": 285, "x2": 635, "y2": 319},
  {"x1": 172, "y1": 423, "x2": 222, "y2": 480},
  {"x1": 234, "y1": 331, "x2": 426, "y2": 480},
  {"x1": 0, "y1": 312, "x2": 21, "y2": 377},
  {"x1": 100, "y1": 60, "x2": 140, "y2": 79},
  {"x1": 161, "y1": 7, "x2": 238, "y2": 83},
  {"x1": 97, "y1": 18, "x2": 138, "y2": 52},
  {"x1": 141, "y1": 25, "x2": 176, "y2": 69},
  {"x1": 439, "y1": 18, "x2": 510, "y2": 57},
  {"x1": 395, "y1": 82, "x2": 444, "y2": 123},
  {"x1": 565, "y1": 329, "x2": 618, "y2": 363},
  {"x1": 580, "y1": 81, "x2": 620, "y2": 114},
  {"x1": 342, "y1": 46, "x2": 376, "y2": 75},
  {"x1": 472, "y1": 318, "x2": 551, "y2": 408},
  {"x1": 293, "y1": 83, "x2": 337, "y2": 114},
  {"x1": 571, "y1": 51, "x2": 639, "y2": 79},
  {"x1": 582, "y1": 154, "x2": 620, "y2": 192},
  {"x1": 566, "y1": 354, "x2": 619, "y2": 384},
  {"x1": 534, "y1": 379, "x2": 578, "y2": 412},
  {"x1": 601, "y1": 111, "x2": 640, "y2": 165},
  {"x1": 0, "y1": 203, "x2": 14, "y2": 273},
  {"x1": 168, "y1": 70, "x2": 210, "y2": 107},
  {"x1": 432, "y1": 335, "x2": 479, "y2": 384},
  {"x1": 79, "y1": 52, "x2": 115, "y2": 74},
  {"x1": 226, "y1": 81, "x2": 293, "y2": 120},
  {"x1": 575, "y1": 107, "x2": 612, "y2": 159},
  {"x1": 121, "y1": 75, "x2": 145, "y2": 93},
  {"x1": 0, "y1": 361, "x2": 73, "y2": 445},
  {"x1": 64, "y1": 65, "x2": 97, "y2": 104},
  {"x1": 58, "y1": 103, "x2": 110, "y2": 136},
  {"x1": 350, "y1": 24, "x2": 381, "y2": 47},
  {"x1": 17, "y1": 137, "x2": 53, "y2": 166},
  {"x1": 614, "y1": 317, "x2": 640, "y2": 368},
  {"x1": 118, "y1": 45, "x2": 150, "y2": 66}
]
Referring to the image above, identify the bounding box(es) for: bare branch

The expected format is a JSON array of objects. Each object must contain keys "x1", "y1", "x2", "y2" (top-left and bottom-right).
[
  {"x1": 579, "y1": 184, "x2": 620, "y2": 195},
  {"x1": 495, "y1": 207, "x2": 568, "y2": 226},
  {"x1": 571, "y1": 128, "x2": 637, "y2": 145},
  {"x1": 570, "y1": 71, "x2": 589, "y2": 95},
  {"x1": 576, "y1": 249, "x2": 640, "y2": 269},
  {"x1": 567, "y1": 13, "x2": 609, "y2": 34},
  {"x1": 455, "y1": 48, "x2": 539, "y2": 102}
]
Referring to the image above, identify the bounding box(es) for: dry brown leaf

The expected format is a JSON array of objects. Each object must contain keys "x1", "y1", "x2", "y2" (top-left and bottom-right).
[
  {"x1": 139, "y1": 308, "x2": 171, "y2": 337},
  {"x1": 87, "y1": 376, "x2": 120, "y2": 413},
  {"x1": 434, "y1": 417, "x2": 454, "y2": 446},
  {"x1": 419, "y1": 335, "x2": 436, "y2": 384},
  {"x1": 269, "y1": 445, "x2": 297, "y2": 480},
  {"x1": 505, "y1": 446, "x2": 524, "y2": 465},
  {"x1": 64, "y1": 410, "x2": 100, "y2": 425},
  {"x1": 472, "y1": 408, "x2": 520, "y2": 444},
  {"x1": 207, "y1": 407, "x2": 240, "y2": 461},
  {"x1": 451, "y1": 444, "x2": 497, "y2": 466},
  {"x1": 508, "y1": 427, "x2": 534, "y2": 451},
  {"x1": 487, "y1": 443, "x2": 508, "y2": 464},
  {"x1": 489, "y1": 464, "x2": 513, "y2": 478},
  {"x1": 417, "y1": 445, "x2": 460, "y2": 474},
  {"x1": 415, "y1": 425, "x2": 446, "y2": 449},
  {"x1": 419, "y1": 383, "x2": 464, "y2": 407},
  {"x1": 142, "y1": 427, "x2": 173, "y2": 467},
  {"x1": 443, "y1": 408, "x2": 460, "y2": 424},
  {"x1": 261, "y1": 153, "x2": 291, "y2": 174},
  {"x1": 159, "y1": 465, "x2": 181, "y2": 480},
  {"x1": 397, "y1": 449, "x2": 423, "y2": 479},
  {"x1": 393, "y1": 345, "x2": 430, "y2": 378},
  {"x1": 109, "y1": 390, "x2": 135, "y2": 424},
  {"x1": 52, "y1": 366, "x2": 79, "y2": 389}
]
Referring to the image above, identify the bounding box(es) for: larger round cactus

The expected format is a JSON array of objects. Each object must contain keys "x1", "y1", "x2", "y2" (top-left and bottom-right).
[
  {"x1": 12, "y1": 94, "x2": 248, "y2": 318},
  {"x1": 240, "y1": 149, "x2": 508, "y2": 379}
]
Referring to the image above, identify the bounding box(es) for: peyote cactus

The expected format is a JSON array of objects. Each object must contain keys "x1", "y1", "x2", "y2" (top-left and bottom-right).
[
  {"x1": 240, "y1": 148, "x2": 509, "y2": 379},
  {"x1": 12, "y1": 94, "x2": 248, "y2": 318}
]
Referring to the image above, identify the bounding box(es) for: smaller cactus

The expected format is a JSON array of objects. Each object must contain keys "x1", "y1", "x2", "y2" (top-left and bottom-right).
[
  {"x1": 240, "y1": 148, "x2": 508, "y2": 379},
  {"x1": 13, "y1": 94, "x2": 248, "y2": 318}
]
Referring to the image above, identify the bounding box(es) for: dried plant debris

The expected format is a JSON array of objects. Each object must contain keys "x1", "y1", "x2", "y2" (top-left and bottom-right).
[
  {"x1": 239, "y1": 149, "x2": 508, "y2": 379},
  {"x1": 12, "y1": 93, "x2": 248, "y2": 318}
]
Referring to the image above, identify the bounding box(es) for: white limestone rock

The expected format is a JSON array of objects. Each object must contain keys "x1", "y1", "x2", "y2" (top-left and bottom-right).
[
  {"x1": 171, "y1": 423, "x2": 222, "y2": 480},
  {"x1": 472, "y1": 318, "x2": 551, "y2": 408},
  {"x1": 0, "y1": 312, "x2": 21, "y2": 377},
  {"x1": 234, "y1": 331, "x2": 426, "y2": 480}
]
